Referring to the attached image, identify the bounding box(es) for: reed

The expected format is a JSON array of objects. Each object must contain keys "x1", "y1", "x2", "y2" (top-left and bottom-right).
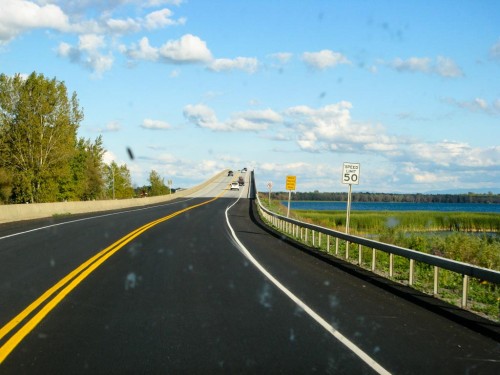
[{"x1": 293, "y1": 210, "x2": 500, "y2": 234}]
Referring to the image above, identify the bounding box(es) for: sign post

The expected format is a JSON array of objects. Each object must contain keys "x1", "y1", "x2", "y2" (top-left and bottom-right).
[
  {"x1": 285, "y1": 175, "x2": 296, "y2": 217},
  {"x1": 341, "y1": 163, "x2": 360, "y2": 234},
  {"x1": 267, "y1": 181, "x2": 273, "y2": 206}
]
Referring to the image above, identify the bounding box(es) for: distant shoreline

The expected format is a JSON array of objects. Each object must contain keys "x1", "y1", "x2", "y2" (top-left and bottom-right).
[{"x1": 268, "y1": 191, "x2": 500, "y2": 204}]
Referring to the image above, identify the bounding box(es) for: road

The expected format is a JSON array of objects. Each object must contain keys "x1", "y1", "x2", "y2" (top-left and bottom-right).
[{"x1": 0, "y1": 171, "x2": 499, "y2": 374}]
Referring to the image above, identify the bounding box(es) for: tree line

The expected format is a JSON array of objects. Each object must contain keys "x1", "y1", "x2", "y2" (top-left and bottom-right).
[
  {"x1": 0, "y1": 72, "x2": 170, "y2": 204},
  {"x1": 270, "y1": 191, "x2": 500, "y2": 204}
]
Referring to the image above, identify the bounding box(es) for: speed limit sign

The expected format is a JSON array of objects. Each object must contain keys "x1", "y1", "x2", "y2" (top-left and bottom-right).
[{"x1": 342, "y1": 162, "x2": 360, "y2": 185}]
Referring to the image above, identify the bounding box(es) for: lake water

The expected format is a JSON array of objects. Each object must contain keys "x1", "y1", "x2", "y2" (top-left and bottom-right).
[{"x1": 281, "y1": 201, "x2": 500, "y2": 213}]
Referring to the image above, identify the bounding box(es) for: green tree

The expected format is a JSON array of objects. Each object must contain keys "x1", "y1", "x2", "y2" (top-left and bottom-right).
[
  {"x1": 0, "y1": 72, "x2": 83, "y2": 203},
  {"x1": 148, "y1": 170, "x2": 168, "y2": 196},
  {"x1": 0, "y1": 167, "x2": 13, "y2": 204},
  {"x1": 69, "y1": 136, "x2": 105, "y2": 200},
  {"x1": 103, "y1": 161, "x2": 134, "y2": 199}
]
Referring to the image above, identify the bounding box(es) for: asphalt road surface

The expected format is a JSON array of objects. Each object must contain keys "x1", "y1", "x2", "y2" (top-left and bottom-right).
[{"x1": 0, "y1": 171, "x2": 499, "y2": 374}]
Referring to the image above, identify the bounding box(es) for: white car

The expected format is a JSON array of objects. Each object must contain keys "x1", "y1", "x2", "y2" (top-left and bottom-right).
[{"x1": 230, "y1": 182, "x2": 240, "y2": 190}]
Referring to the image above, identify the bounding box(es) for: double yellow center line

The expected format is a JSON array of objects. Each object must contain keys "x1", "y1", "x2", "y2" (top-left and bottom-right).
[{"x1": 0, "y1": 194, "x2": 222, "y2": 364}]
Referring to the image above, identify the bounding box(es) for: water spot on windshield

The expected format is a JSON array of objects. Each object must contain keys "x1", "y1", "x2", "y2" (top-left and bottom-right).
[
  {"x1": 289, "y1": 328, "x2": 296, "y2": 342},
  {"x1": 386, "y1": 217, "x2": 399, "y2": 228},
  {"x1": 258, "y1": 283, "x2": 273, "y2": 310},
  {"x1": 294, "y1": 305, "x2": 305, "y2": 317},
  {"x1": 124, "y1": 272, "x2": 139, "y2": 290},
  {"x1": 328, "y1": 294, "x2": 339, "y2": 308},
  {"x1": 127, "y1": 243, "x2": 142, "y2": 257}
]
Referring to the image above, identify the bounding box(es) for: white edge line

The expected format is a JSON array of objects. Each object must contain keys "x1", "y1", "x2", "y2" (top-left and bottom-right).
[{"x1": 224, "y1": 196, "x2": 391, "y2": 375}]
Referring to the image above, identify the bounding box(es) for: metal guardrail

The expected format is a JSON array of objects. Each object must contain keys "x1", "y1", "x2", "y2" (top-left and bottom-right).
[{"x1": 252, "y1": 173, "x2": 500, "y2": 311}]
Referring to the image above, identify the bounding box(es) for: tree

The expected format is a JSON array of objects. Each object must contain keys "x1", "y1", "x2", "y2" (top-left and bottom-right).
[
  {"x1": 148, "y1": 170, "x2": 168, "y2": 196},
  {"x1": 0, "y1": 72, "x2": 83, "y2": 203},
  {"x1": 0, "y1": 167, "x2": 13, "y2": 204},
  {"x1": 68, "y1": 136, "x2": 105, "y2": 200},
  {"x1": 103, "y1": 161, "x2": 134, "y2": 199}
]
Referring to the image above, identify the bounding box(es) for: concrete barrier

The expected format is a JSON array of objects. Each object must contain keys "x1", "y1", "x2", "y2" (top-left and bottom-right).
[{"x1": 0, "y1": 170, "x2": 227, "y2": 224}]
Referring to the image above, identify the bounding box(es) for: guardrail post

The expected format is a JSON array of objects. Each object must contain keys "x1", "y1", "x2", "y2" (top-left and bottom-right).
[
  {"x1": 433, "y1": 267, "x2": 439, "y2": 296},
  {"x1": 312, "y1": 231, "x2": 315, "y2": 247},
  {"x1": 462, "y1": 275, "x2": 469, "y2": 308},
  {"x1": 371, "y1": 248, "x2": 376, "y2": 272},
  {"x1": 409, "y1": 259, "x2": 415, "y2": 286},
  {"x1": 346, "y1": 241, "x2": 349, "y2": 260},
  {"x1": 389, "y1": 253, "x2": 394, "y2": 277},
  {"x1": 335, "y1": 238, "x2": 339, "y2": 255},
  {"x1": 318, "y1": 232, "x2": 322, "y2": 248},
  {"x1": 305, "y1": 229, "x2": 308, "y2": 244},
  {"x1": 327, "y1": 235, "x2": 330, "y2": 253},
  {"x1": 358, "y1": 244, "x2": 362, "y2": 265}
]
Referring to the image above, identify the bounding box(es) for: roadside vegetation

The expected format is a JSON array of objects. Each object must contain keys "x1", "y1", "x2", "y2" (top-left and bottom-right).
[
  {"x1": 259, "y1": 193, "x2": 500, "y2": 321},
  {"x1": 0, "y1": 72, "x2": 171, "y2": 204}
]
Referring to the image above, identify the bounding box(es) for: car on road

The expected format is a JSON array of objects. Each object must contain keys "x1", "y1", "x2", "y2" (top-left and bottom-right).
[
  {"x1": 228, "y1": 170, "x2": 233, "y2": 176},
  {"x1": 230, "y1": 182, "x2": 239, "y2": 190}
]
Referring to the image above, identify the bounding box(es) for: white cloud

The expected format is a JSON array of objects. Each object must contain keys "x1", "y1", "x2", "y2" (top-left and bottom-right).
[
  {"x1": 159, "y1": 34, "x2": 212, "y2": 64},
  {"x1": 145, "y1": 8, "x2": 185, "y2": 29},
  {"x1": 57, "y1": 34, "x2": 113, "y2": 76},
  {"x1": 140, "y1": 118, "x2": 172, "y2": 130},
  {"x1": 122, "y1": 37, "x2": 159, "y2": 61},
  {"x1": 106, "y1": 17, "x2": 141, "y2": 34},
  {"x1": 284, "y1": 102, "x2": 379, "y2": 153},
  {"x1": 99, "y1": 121, "x2": 121, "y2": 132},
  {"x1": 236, "y1": 109, "x2": 283, "y2": 124},
  {"x1": 78, "y1": 33, "x2": 105, "y2": 51},
  {"x1": 0, "y1": 0, "x2": 188, "y2": 77},
  {"x1": 445, "y1": 97, "x2": 500, "y2": 114},
  {"x1": 434, "y1": 56, "x2": 463, "y2": 78},
  {"x1": 391, "y1": 56, "x2": 431, "y2": 73},
  {"x1": 301, "y1": 49, "x2": 350, "y2": 70},
  {"x1": 208, "y1": 57, "x2": 259, "y2": 73},
  {"x1": 123, "y1": 34, "x2": 212, "y2": 65},
  {"x1": 386, "y1": 56, "x2": 463, "y2": 78},
  {"x1": 103, "y1": 150, "x2": 117, "y2": 165},
  {"x1": 183, "y1": 105, "x2": 281, "y2": 132},
  {"x1": 0, "y1": 0, "x2": 70, "y2": 44},
  {"x1": 407, "y1": 141, "x2": 500, "y2": 168},
  {"x1": 403, "y1": 164, "x2": 458, "y2": 184},
  {"x1": 269, "y1": 52, "x2": 293, "y2": 64},
  {"x1": 183, "y1": 104, "x2": 221, "y2": 130}
]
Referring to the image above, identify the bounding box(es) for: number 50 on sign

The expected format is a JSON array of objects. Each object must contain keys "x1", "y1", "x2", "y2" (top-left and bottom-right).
[{"x1": 342, "y1": 163, "x2": 360, "y2": 185}]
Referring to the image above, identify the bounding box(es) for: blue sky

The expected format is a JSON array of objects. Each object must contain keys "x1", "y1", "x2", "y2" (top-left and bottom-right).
[{"x1": 1, "y1": 0, "x2": 499, "y2": 193}]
